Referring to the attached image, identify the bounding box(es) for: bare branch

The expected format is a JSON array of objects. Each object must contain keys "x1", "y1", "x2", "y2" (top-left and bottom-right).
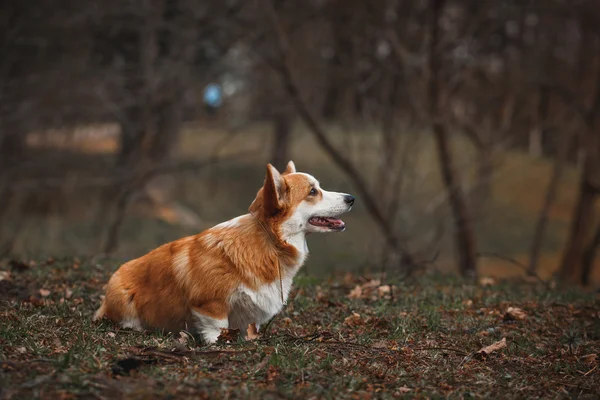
[{"x1": 263, "y1": 0, "x2": 414, "y2": 266}]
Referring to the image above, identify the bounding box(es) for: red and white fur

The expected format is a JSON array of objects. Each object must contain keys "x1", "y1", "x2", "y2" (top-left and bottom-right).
[{"x1": 94, "y1": 161, "x2": 354, "y2": 344}]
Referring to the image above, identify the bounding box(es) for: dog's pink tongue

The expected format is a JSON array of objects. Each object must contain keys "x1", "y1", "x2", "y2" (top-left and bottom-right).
[{"x1": 309, "y1": 217, "x2": 344, "y2": 227}]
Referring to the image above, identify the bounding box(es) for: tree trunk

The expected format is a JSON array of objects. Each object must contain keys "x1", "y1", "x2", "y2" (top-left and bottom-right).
[
  {"x1": 271, "y1": 111, "x2": 292, "y2": 171},
  {"x1": 321, "y1": 75, "x2": 340, "y2": 121},
  {"x1": 558, "y1": 26, "x2": 600, "y2": 284},
  {"x1": 0, "y1": 132, "x2": 25, "y2": 160},
  {"x1": 581, "y1": 223, "x2": 600, "y2": 286},
  {"x1": 559, "y1": 156, "x2": 599, "y2": 284},
  {"x1": 471, "y1": 145, "x2": 493, "y2": 213},
  {"x1": 377, "y1": 72, "x2": 401, "y2": 269},
  {"x1": 529, "y1": 87, "x2": 549, "y2": 157},
  {"x1": 0, "y1": 127, "x2": 25, "y2": 232},
  {"x1": 528, "y1": 127, "x2": 543, "y2": 158},
  {"x1": 116, "y1": 0, "x2": 160, "y2": 169},
  {"x1": 321, "y1": 6, "x2": 348, "y2": 120},
  {"x1": 148, "y1": 99, "x2": 184, "y2": 163},
  {"x1": 376, "y1": 72, "x2": 401, "y2": 210},
  {"x1": 117, "y1": 104, "x2": 145, "y2": 167},
  {"x1": 104, "y1": 0, "x2": 195, "y2": 253},
  {"x1": 529, "y1": 129, "x2": 571, "y2": 275},
  {"x1": 433, "y1": 125, "x2": 478, "y2": 278},
  {"x1": 429, "y1": 0, "x2": 477, "y2": 279}
]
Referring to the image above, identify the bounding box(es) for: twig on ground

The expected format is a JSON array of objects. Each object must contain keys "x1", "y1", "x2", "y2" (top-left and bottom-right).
[
  {"x1": 583, "y1": 365, "x2": 597, "y2": 377},
  {"x1": 127, "y1": 346, "x2": 256, "y2": 360},
  {"x1": 410, "y1": 347, "x2": 468, "y2": 356},
  {"x1": 1, "y1": 358, "x2": 55, "y2": 367}
]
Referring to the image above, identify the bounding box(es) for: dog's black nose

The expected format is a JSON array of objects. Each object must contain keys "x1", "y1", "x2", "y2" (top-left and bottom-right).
[{"x1": 344, "y1": 195, "x2": 355, "y2": 205}]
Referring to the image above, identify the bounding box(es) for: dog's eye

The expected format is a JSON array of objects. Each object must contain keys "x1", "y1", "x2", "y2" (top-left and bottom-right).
[{"x1": 309, "y1": 188, "x2": 318, "y2": 196}]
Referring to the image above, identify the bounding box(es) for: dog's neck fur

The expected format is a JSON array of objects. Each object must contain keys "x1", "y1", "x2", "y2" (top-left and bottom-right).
[
  {"x1": 282, "y1": 230, "x2": 308, "y2": 265},
  {"x1": 248, "y1": 212, "x2": 308, "y2": 270}
]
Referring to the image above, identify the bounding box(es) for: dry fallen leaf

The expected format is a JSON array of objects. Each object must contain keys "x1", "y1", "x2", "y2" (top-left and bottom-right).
[
  {"x1": 177, "y1": 331, "x2": 189, "y2": 345},
  {"x1": 372, "y1": 340, "x2": 391, "y2": 349},
  {"x1": 479, "y1": 277, "x2": 496, "y2": 286},
  {"x1": 218, "y1": 328, "x2": 240, "y2": 343},
  {"x1": 0, "y1": 270, "x2": 10, "y2": 281},
  {"x1": 378, "y1": 285, "x2": 391, "y2": 296},
  {"x1": 348, "y1": 285, "x2": 363, "y2": 299},
  {"x1": 522, "y1": 275, "x2": 540, "y2": 284},
  {"x1": 342, "y1": 272, "x2": 355, "y2": 285},
  {"x1": 316, "y1": 286, "x2": 329, "y2": 303},
  {"x1": 28, "y1": 296, "x2": 44, "y2": 306},
  {"x1": 266, "y1": 365, "x2": 279, "y2": 382},
  {"x1": 344, "y1": 312, "x2": 363, "y2": 327},
  {"x1": 395, "y1": 386, "x2": 412, "y2": 394},
  {"x1": 362, "y1": 279, "x2": 381, "y2": 289},
  {"x1": 246, "y1": 323, "x2": 260, "y2": 340},
  {"x1": 107, "y1": 332, "x2": 116, "y2": 338},
  {"x1": 504, "y1": 307, "x2": 527, "y2": 321},
  {"x1": 476, "y1": 337, "x2": 507, "y2": 359},
  {"x1": 581, "y1": 354, "x2": 598, "y2": 365}
]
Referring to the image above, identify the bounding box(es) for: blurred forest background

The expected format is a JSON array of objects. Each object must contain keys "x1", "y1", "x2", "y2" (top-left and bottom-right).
[{"x1": 1, "y1": 0, "x2": 599, "y2": 286}]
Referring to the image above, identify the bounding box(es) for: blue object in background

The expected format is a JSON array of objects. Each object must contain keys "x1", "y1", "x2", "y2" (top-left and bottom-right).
[{"x1": 203, "y1": 83, "x2": 222, "y2": 108}]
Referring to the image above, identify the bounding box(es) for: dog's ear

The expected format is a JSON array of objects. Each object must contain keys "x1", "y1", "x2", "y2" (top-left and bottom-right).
[
  {"x1": 282, "y1": 161, "x2": 296, "y2": 175},
  {"x1": 263, "y1": 163, "x2": 286, "y2": 214}
]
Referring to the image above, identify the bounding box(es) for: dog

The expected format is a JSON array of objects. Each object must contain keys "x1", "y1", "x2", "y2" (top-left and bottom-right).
[{"x1": 94, "y1": 161, "x2": 354, "y2": 344}]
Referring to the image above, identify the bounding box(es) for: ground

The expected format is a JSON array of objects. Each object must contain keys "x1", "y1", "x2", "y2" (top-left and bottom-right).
[{"x1": 1, "y1": 258, "x2": 599, "y2": 399}]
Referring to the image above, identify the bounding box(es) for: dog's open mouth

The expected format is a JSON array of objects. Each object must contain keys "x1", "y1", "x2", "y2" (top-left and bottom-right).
[{"x1": 308, "y1": 216, "x2": 345, "y2": 231}]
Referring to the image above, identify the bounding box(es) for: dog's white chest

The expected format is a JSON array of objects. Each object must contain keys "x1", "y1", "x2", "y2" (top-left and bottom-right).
[{"x1": 228, "y1": 266, "x2": 300, "y2": 330}]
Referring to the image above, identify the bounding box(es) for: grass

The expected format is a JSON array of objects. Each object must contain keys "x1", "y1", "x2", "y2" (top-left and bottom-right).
[{"x1": 1, "y1": 257, "x2": 599, "y2": 399}]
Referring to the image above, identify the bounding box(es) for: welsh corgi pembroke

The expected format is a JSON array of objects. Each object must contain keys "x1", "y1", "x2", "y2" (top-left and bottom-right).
[{"x1": 94, "y1": 161, "x2": 354, "y2": 344}]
